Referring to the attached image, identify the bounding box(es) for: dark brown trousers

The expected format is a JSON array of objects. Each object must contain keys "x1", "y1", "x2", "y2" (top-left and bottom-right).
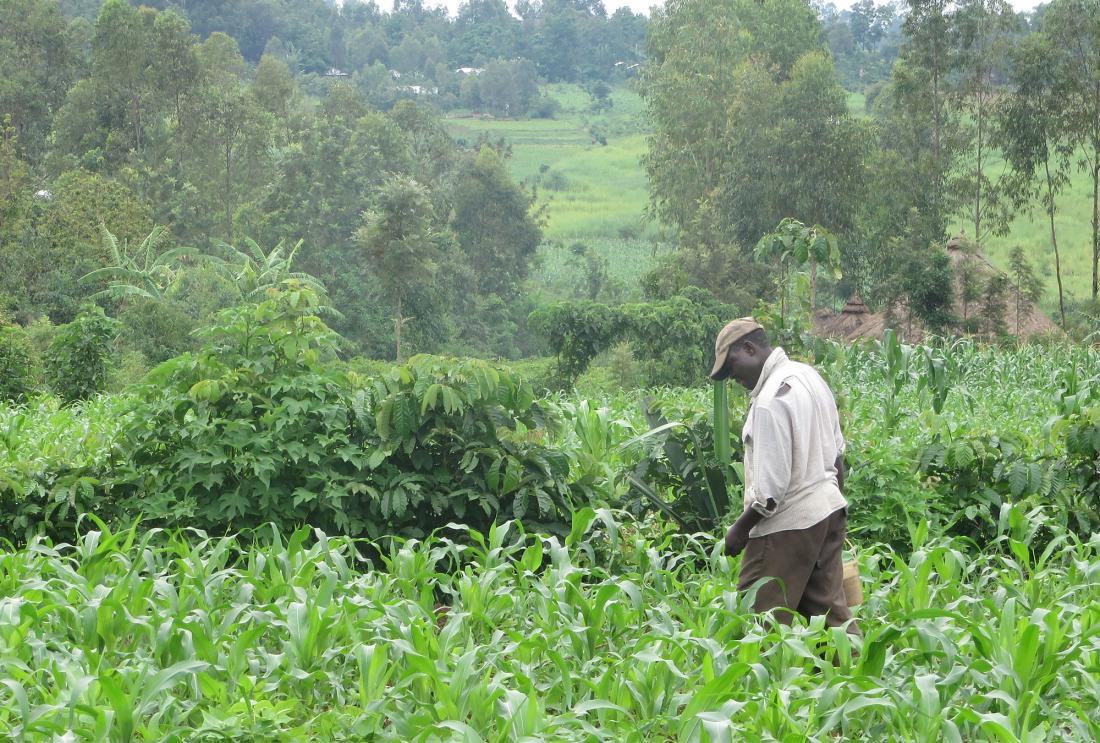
[{"x1": 737, "y1": 508, "x2": 861, "y2": 637}]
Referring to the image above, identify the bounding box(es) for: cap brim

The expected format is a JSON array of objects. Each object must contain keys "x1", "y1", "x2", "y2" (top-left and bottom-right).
[{"x1": 708, "y1": 350, "x2": 729, "y2": 380}]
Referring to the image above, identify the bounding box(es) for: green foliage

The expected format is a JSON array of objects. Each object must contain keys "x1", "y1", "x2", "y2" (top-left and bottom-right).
[
  {"x1": 529, "y1": 300, "x2": 628, "y2": 387},
  {"x1": 210, "y1": 236, "x2": 328, "y2": 304},
  {"x1": 642, "y1": 0, "x2": 867, "y2": 305},
  {"x1": 755, "y1": 218, "x2": 842, "y2": 318},
  {"x1": 44, "y1": 305, "x2": 119, "y2": 403},
  {"x1": 356, "y1": 174, "x2": 440, "y2": 361},
  {"x1": 622, "y1": 391, "x2": 742, "y2": 533},
  {"x1": 119, "y1": 285, "x2": 354, "y2": 533},
  {"x1": 0, "y1": 395, "x2": 133, "y2": 543},
  {"x1": 530, "y1": 290, "x2": 738, "y2": 388},
  {"x1": 1009, "y1": 245, "x2": 1044, "y2": 333},
  {"x1": 0, "y1": 170, "x2": 155, "y2": 323},
  {"x1": 118, "y1": 286, "x2": 578, "y2": 539},
  {"x1": 450, "y1": 146, "x2": 542, "y2": 298},
  {"x1": 360, "y1": 354, "x2": 576, "y2": 537},
  {"x1": 0, "y1": 324, "x2": 36, "y2": 402},
  {"x1": 80, "y1": 224, "x2": 196, "y2": 303},
  {"x1": 1, "y1": 512, "x2": 1098, "y2": 738}
]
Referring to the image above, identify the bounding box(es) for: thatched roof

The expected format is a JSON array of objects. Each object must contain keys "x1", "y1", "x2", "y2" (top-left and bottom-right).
[
  {"x1": 814, "y1": 296, "x2": 892, "y2": 342},
  {"x1": 815, "y1": 234, "x2": 1059, "y2": 343},
  {"x1": 945, "y1": 235, "x2": 1058, "y2": 338}
]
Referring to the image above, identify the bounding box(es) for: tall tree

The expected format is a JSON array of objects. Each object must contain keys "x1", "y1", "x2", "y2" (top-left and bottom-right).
[
  {"x1": 997, "y1": 33, "x2": 1073, "y2": 327},
  {"x1": 152, "y1": 9, "x2": 201, "y2": 161},
  {"x1": 888, "y1": 0, "x2": 966, "y2": 242},
  {"x1": 449, "y1": 146, "x2": 542, "y2": 297},
  {"x1": 954, "y1": 0, "x2": 1019, "y2": 244},
  {"x1": 91, "y1": 0, "x2": 159, "y2": 161},
  {"x1": 0, "y1": 0, "x2": 84, "y2": 160},
  {"x1": 194, "y1": 33, "x2": 272, "y2": 243},
  {"x1": 1043, "y1": 0, "x2": 1100, "y2": 300},
  {"x1": 642, "y1": 0, "x2": 865, "y2": 304},
  {"x1": 0, "y1": 116, "x2": 29, "y2": 244},
  {"x1": 356, "y1": 175, "x2": 439, "y2": 361}
]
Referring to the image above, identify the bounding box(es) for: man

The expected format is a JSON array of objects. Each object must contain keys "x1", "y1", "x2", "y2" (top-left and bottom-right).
[{"x1": 709, "y1": 318, "x2": 859, "y2": 636}]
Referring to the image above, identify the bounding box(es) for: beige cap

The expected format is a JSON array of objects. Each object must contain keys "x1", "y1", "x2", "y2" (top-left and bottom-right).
[{"x1": 708, "y1": 317, "x2": 764, "y2": 379}]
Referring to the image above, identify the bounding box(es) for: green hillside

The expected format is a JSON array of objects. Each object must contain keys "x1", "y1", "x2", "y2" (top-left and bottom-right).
[{"x1": 446, "y1": 84, "x2": 664, "y2": 297}]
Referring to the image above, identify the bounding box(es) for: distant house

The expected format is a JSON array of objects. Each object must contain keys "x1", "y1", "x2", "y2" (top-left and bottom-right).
[
  {"x1": 398, "y1": 85, "x2": 437, "y2": 96},
  {"x1": 389, "y1": 69, "x2": 402, "y2": 79},
  {"x1": 455, "y1": 67, "x2": 484, "y2": 76},
  {"x1": 323, "y1": 68, "x2": 349, "y2": 77}
]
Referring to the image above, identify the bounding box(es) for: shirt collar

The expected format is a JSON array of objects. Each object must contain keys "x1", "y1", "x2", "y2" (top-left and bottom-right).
[{"x1": 750, "y1": 347, "x2": 788, "y2": 400}]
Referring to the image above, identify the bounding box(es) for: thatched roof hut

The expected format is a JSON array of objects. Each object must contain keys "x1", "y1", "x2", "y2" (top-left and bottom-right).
[
  {"x1": 814, "y1": 296, "x2": 893, "y2": 342},
  {"x1": 945, "y1": 234, "x2": 1059, "y2": 338},
  {"x1": 815, "y1": 235, "x2": 1060, "y2": 343}
]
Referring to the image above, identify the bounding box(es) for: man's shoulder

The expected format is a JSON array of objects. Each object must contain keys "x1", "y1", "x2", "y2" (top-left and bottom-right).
[
  {"x1": 761, "y1": 362, "x2": 830, "y2": 407},
  {"x1": 781, "y1": 359, "x2": 833, "y2": 390}
]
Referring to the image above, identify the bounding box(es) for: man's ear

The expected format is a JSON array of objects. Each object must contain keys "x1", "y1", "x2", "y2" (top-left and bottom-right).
[{"x1": 742, "y1": 340, "x2": 756, "y2": 357}]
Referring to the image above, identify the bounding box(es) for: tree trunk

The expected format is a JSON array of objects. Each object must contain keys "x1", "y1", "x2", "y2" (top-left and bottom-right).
[
  {"x1": 975, "y1": 88, "x2": 984, "y2": 243},
  {"x1": 395, "y1": 294, "x2": 403, "y2": 363},
  {"x1": 1094, "y1": 77, "x2": 1100, "y2": 301},
  {"x1": 1044, "y1": 159, "x2": 1067, "y2": 329},
  {"x1": 1093, "y1": 159, "x2": 1099, "y2": 300},
  {"x1": 225, "y1": 136, "x2": 233, "y2": 244}
]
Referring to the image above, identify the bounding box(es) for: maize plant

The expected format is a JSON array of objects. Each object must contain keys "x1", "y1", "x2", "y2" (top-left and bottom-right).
[{"x1": 0, "y1": 509, "x2": 1097, "y2": 741}]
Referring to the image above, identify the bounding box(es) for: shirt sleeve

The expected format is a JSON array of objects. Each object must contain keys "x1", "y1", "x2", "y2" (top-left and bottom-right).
[
  {"x1": 745, "y1": 404, "x2": 792, "y2": 518},
  {"x1": 832, "y1": 403, "x2": 846, "y2": 456}
]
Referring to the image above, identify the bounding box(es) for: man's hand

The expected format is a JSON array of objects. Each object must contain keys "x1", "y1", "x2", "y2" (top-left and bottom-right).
[
  {"x1": 723, "y1": 507, "x2": 764, "y2": 557},
  {"x1": 724, "y1": 521, "x2": 751, "y2": 557}
]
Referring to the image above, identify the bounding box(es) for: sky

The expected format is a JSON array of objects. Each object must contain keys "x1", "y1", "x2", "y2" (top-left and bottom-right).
[{"x1": 418, "y1": 0, "x2": 1048, "y2": 17}]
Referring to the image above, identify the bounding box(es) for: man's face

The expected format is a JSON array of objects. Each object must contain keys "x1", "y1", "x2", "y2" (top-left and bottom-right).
[{"x1": 722, "y1": 341, "x2": 765, "y2": 389}]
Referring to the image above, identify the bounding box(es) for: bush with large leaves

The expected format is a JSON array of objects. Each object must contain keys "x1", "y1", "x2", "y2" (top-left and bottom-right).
[
  {"x1": 119, "y1": 284, "x2": 578, "y2": 537},
  {"x1": 358, "y1": 355, "x2": 576, "y2": 537}
]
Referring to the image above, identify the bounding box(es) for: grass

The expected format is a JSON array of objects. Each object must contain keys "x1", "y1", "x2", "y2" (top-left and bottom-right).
[
  {"x1": 954, "y1": 162, "x2": 1098, "y2": 314},
  {"x1": 446, "y1": 84, "x2": 652, "y2": 242},
  {"x1": 448, "y1": 83, "x2": 1100, "y2": 317},
  {"x1": 534, "y1": 236, "x2": 672, "y2": 299}
]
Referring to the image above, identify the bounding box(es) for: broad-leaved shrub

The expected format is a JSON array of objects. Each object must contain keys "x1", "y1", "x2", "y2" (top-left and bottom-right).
[
  {"x1": 45, "y1": 305, "x2": 119, "y2": 402},
  {"x1": 0, "y1": 324, "x2": 36, "y2": 402},
  {"x1": 119, "y1": 284, "x2": 578, "y2": 538}
]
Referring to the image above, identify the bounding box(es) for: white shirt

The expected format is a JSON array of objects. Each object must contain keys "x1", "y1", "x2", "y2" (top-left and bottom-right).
[{"x1": 741, "y1": 347, "x2": 847, "y2": 537}]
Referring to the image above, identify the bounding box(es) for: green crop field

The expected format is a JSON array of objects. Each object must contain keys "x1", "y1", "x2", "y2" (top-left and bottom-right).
[
  {"x1": 533, "y1": 236, "x2": 672, "y2": 299},
  {"x1": 5, "y1": 284, "x2": 1100, "y2": 739},
  {"x1": 0, "y1": 513, "x2": 1097, "y2": 740},
  {"x1": 446, "y1": 84, "x2": 653, "y2": 243}
]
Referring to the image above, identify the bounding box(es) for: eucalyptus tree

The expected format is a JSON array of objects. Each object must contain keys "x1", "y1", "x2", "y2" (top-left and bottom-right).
[
  {"x1": 1042, "y1": 0, "x2": 1100, "y2": 300},
  {"x1": 953, "y1": 0, "x2": 1020, "y2": 244},
  {"x1": 996, "y1": 33, "x2": 1073, "y2": 327}
]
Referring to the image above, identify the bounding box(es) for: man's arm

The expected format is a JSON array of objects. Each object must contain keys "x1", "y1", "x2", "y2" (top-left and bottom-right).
[
  {"x1": 835, "y1": 454, "x2": 845, "y2": 494},
  {"x1": 724, "y1": 404, "x2": 791, "y2": 557}
]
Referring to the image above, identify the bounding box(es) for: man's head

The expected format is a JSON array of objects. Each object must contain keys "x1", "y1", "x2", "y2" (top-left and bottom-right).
[{"x1": 709, "y1": 318, "x2": 772, "y2": 389}]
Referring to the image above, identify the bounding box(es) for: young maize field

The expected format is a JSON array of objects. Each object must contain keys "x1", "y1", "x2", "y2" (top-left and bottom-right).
[
  {"x1": 2, "y1": 339, "x2": 1100, "y2": 740},
  {"x1": 0, "y1": 511, "x2": 1097, "y2": 741}
]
